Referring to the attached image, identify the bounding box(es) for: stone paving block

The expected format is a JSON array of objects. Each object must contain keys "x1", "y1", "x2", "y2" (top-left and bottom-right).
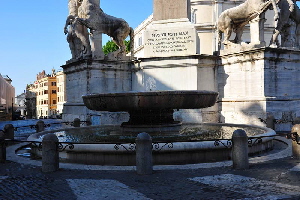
[
  {"x1": 190, "y1": 174, "x2": 300, "y2": 199},
  {"x1": 67, "y1": 179, "x2": 151, "y2": 200}
]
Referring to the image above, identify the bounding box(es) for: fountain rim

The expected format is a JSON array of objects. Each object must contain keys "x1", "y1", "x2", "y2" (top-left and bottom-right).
[
  {"x1": 28, "y1": 122, "x2": 275, "y2": 144},
  {"x1": 82, "y1": 90, "x2": 219, "y2": 98}
]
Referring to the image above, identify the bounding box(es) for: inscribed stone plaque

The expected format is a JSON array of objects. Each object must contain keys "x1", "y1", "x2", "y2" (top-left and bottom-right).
[
  {"x1": 153, "y1": 0, "x2": 191, "y2": 21},
  {"x1": 144, "y1": 26, "x2": 198, "y2": 57}
]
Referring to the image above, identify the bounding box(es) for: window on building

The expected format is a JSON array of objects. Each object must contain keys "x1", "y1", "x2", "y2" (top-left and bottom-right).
[
  {"x1": 58, "y1": 97, "x2": 60, "y2": 102},
  {"x1": 53, "y1": 100, "x2": 57, "y2": 104},
  {"x1": 44, "y1": 90, "x2": 48, "y2": 94},
  {"x1": 57, "y1": 87, "x2": 60, "y2": 92},
  {"x1": 52, "y1": 90, "x2": 57, "y2": 94},
  {"x1": 44, "y1": 82, "x2": 48, "y2": 86},
  {"x1": 51, "y1": 82, "x2": 57, "y2": 86}
]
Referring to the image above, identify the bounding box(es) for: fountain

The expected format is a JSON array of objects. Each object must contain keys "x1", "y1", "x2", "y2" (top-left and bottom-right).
[
  {"x1": 28, "y1": 90, "x2": 275, "y2": 165},
  {"x1": 82, "y1": 90, "x2": 218, "y2": 127},
  {"x1": 26, "y1": 0, "x2": 284, "y2": 166}
]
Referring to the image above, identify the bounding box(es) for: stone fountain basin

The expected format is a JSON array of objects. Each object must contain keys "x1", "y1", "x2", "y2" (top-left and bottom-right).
[
  {"x1": 82, "y1": 90, "x2": 218, "y2": 112},
  {"x1": 27, "y1": 123, "x2": 276, "y2": 165}
]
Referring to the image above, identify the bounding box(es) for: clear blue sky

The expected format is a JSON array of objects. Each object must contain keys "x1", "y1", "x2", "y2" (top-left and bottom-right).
[{"x1": 0, "y1": 0, "x2": 152, "y2": 95}]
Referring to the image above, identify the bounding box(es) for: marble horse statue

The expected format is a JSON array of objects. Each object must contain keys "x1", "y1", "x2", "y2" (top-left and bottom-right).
[
  {"x1": 74, "y1": 0, "x2": 134, "y2": 59},
  {"x1": 217, "y1": 0, "x2": 279, "y2": 49}
]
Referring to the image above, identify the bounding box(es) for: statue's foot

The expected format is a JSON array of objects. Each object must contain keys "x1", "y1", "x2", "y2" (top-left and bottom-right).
[{"x1": 269, "y1": 43, "x2": 278, "y2": 48}]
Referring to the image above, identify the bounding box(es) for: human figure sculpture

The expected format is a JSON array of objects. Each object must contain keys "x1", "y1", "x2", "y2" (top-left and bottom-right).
[
  {"x1": 269, "y1": 0, "x2": 296, "y2": 47},
  {"x1": 217, "y1": 0, "x2": 279, "y2": 49},
  {"x1": 74, "y1": 0, "x2": 134, "y2": 59},
  {"x1": 64, "y1": 0, "x2": 92, "y2": 61}
]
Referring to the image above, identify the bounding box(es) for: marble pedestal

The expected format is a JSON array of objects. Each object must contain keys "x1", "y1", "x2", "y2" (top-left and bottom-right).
[
  {"x1": 219, "y1": 47, "x2": 300, "y2": 131},
  {"x1": 61, "y1": 59, "x2": 132, "y2": 124}
]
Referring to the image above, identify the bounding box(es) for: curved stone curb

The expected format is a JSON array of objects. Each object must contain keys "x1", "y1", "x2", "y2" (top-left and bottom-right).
[{"x1": 5, "y1": 136, "x2": 291, "y2": 171}]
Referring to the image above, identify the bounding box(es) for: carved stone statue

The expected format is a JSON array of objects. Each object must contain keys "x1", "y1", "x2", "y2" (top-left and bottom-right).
[
  {"x1": 75, "y1": 0, "x2": 134, "y2": 59},
  {"x1": 64, "y1": 0, "x2": 92, "y2": 61},
  {"x1": 217, "y1": 0, "x2": 279, "y2": 49},
  {"x1": 269, "y1": 0, "x2": 295, "y2": 47}
]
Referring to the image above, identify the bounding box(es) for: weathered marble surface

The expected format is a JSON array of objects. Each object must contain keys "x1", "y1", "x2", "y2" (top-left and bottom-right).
[
  {"x1": 75, "y1": 0, "x2": 134, "y2": 60},
  {"x1": 64, "y1": 0, "x2": 92, "y2": 61},
  {"x1": 217, "y1": 0, "x2": 279, "y2": 49},
  {"x1": 153, "y1": 0, "x2": 191, "y2": 21},
  {"x1": 64, "y1": 0, "x2": 133, "y2": 61}
]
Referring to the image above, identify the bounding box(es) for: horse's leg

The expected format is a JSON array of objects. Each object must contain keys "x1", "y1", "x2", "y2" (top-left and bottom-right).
[
  {"x1": 221, "y1": 16, "x2": 233, "y2": 44},
  {"x1": 113, "y1": 27, "x2": 130, "y2": 55},
  {"x1": 234, "y1": 25, "x2": 245, "y2": 44}
]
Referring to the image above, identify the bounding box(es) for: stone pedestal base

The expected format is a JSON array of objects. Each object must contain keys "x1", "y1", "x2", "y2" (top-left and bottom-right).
[
  {"x1": 219, "y1": 47, "x2": 300, "y2": 131},
  {"x1": 61, "y1": 59, "x2": 132, "y2": 125}
]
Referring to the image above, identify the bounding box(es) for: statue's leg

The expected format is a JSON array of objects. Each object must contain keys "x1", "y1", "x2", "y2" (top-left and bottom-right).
[
  {"x1": 270, "y1": 3, "x2": 292, "y2": 47},
  {"x1": 234, "y1": 26, "x2": 245, "y2": 44},
  {"x1": 222, "y1": 16, "x2": 233, "y2": 44},
  {"x1": 67, "y1": 33, "x2": 77, "y2": 59},
  {"x1": 270, "y1": 29, "x2": 280, "y2": 47},
  {"x1": 75, "y1": 24, "x2": 92, "y2": 58},
  {"x1": 113, "y1": 26, "x2": 130, "y2": 55},
  {"x1": 223, "y1": 28, "x2": 232, "y2": 44}
]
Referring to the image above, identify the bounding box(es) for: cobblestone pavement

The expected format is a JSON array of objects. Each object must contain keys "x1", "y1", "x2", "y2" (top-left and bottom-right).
[
  {"x1": 1, "y1": 143, "x2": 300, "y2": 199},
  {"x1": 1, "y1": 120, "x2": 300, "y2": 199}
]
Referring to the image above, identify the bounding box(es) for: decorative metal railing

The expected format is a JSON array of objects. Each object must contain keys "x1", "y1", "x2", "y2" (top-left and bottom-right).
[{"x1": 1, "y1": 132, "x2": 299, "y2": 155}]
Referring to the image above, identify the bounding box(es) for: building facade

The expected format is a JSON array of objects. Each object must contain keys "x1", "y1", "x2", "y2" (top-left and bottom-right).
[
  {"x1": 0, "y1": 74, "x2": 15, "y2": 121},
  {"x1": 36, "y1": 70, "x2": 56, "y2": 118},
  {"x1": 25, "y1": 85, "x2": 37, "y2": 119},
  {"x1": 28, "y1": 70, "x2": 66, "y2": 119},
  {"x1": 15, "y1": 93, "x2": 26, "y2": 118}
]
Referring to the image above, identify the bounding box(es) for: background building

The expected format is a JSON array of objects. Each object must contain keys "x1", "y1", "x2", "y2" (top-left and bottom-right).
[
  {"x1": 15, "y1": 92, "x2": 26, "y2": 119},
  {"x1": 25, "y1": 85, "x2": 37, "y2": 119},
  {"x1": 0, "y1": 74, "x2": 15, "y2": 121},
  {"x1": 27, "y1": 69, "x2": 66, "y2": 119},
  {"x1": 34, "y1": 70, "x2": 57, "y2": 118}
]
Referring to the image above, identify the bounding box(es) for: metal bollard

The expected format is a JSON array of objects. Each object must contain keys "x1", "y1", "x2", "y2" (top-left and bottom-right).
[
  {"x1": 36, "y1": 120, "x2": 45, "y2": 133},
  {"x1": 232, "y1": 129, "x2": 249, "y2": 169},
  {"x1": 0, "y1": 134, "x2": 6, "y2": 163},
  {"x1": 42, "y1": 133, "x2": 59, "y2": 172},
  {"x1": 4, "y1": 124, "x2": 14, "y2": 140},
  {"x1": 291, "y1": 124, "x2": 300, "y2": 159},
  {"x1": 136, "y1": 132, "x2": 153, "y2": 175},
  {"x1": 73, "y1": 118, "x2": 81, "y2": 127}
]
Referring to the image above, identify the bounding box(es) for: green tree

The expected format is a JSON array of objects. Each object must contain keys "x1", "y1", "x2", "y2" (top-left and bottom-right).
[{"x1": 102, "y1": 40, "x2": 131, "y2": 55}]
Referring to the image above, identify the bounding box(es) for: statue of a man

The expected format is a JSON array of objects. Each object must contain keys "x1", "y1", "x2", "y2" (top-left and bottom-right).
[{"x1": 64, "y1": 0, "x2": 92, "y2": 61}]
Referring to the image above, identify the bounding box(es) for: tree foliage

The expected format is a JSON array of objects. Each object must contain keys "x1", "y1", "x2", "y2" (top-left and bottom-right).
[{"x1": 102, "y1": 40, "x2": 131, "y2": 55}]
